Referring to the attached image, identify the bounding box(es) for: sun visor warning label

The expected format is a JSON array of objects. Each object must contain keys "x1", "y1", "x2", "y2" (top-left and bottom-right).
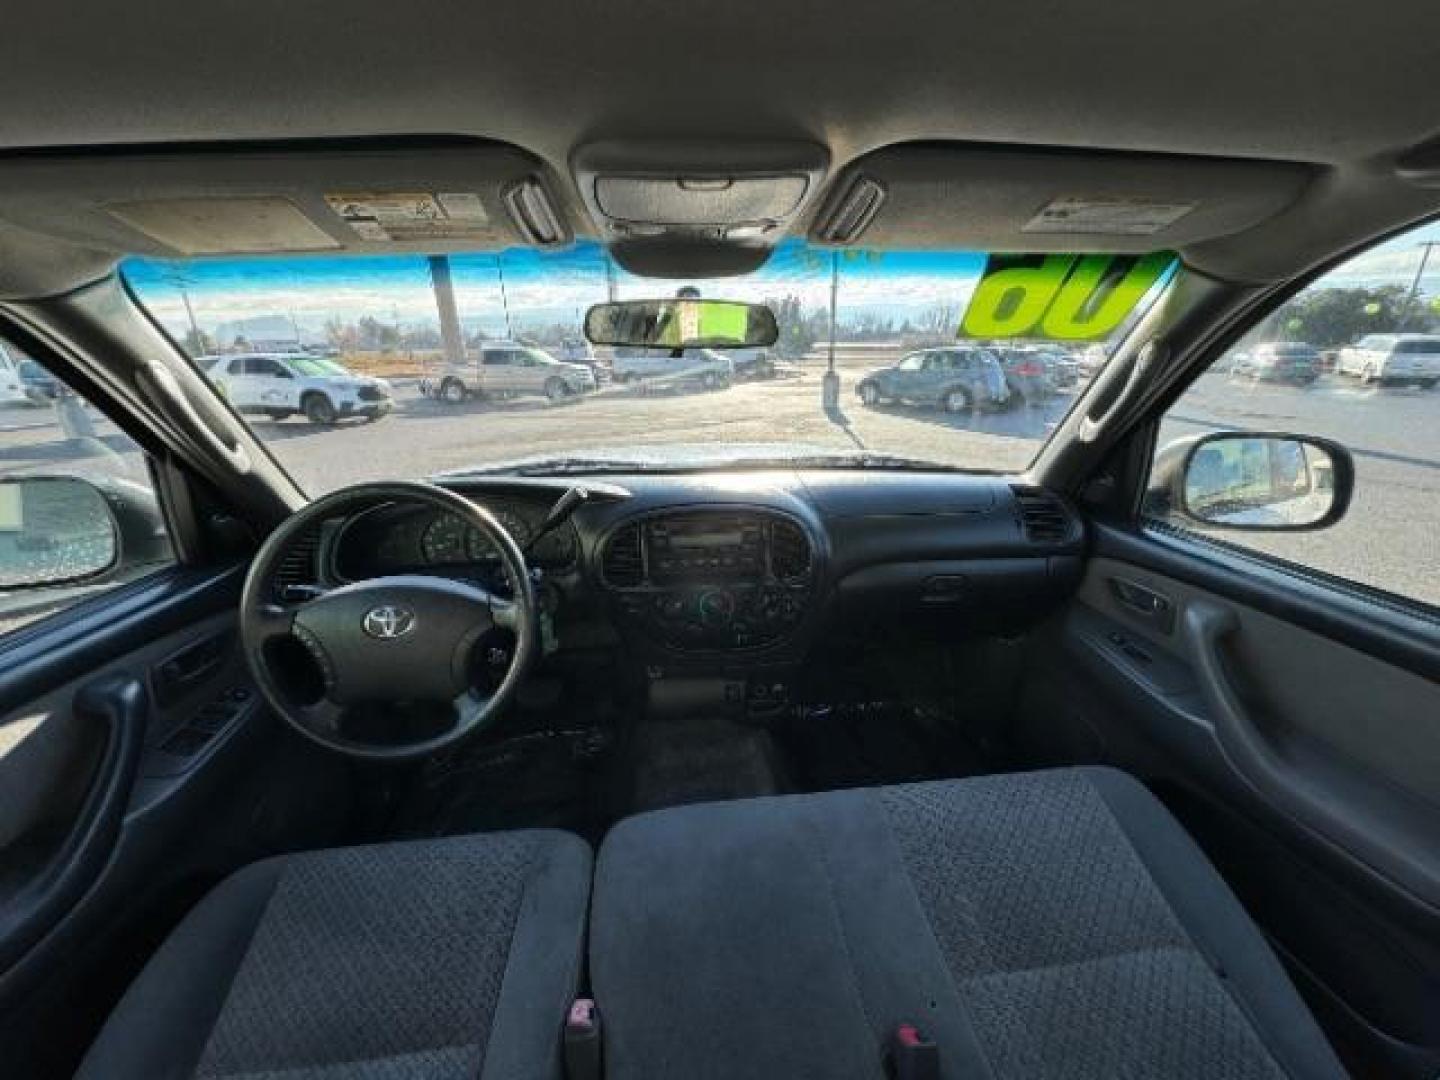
[
  {"x1": 326, "y1": 192, "x2": 491, "y2": 242},
  {"x1": 1023, "y1": 196, "x2": 1196, "y2": 236}
]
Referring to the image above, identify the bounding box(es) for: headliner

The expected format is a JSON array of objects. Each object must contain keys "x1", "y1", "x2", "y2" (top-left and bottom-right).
[{"x1": 0, "y1": 0, "x2": 1438, "y2": 294}]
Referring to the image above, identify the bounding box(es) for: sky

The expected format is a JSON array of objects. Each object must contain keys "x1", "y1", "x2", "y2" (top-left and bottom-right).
[{"x1": 124, "y1": 240, "x2": 990, "y2": 342}]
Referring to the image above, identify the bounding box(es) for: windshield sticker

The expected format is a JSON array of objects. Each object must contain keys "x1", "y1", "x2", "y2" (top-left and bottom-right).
[
  {"x1": 325, "y1": 192, "x2": 491, "y2": 242},
  {"x1": 1024, "y1": 196, "x2": 1196, "y2": 236},
  {"x1": 961, "y1": 253, "x2": 1175, "y2": 340}
]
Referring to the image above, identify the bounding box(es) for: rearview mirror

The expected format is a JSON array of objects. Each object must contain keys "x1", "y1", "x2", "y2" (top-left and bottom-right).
[
  {"x1": 0, "y1": 475, "x2": 119, "y2": 588},
  {"x1": 584, "y1": 299, "x2": 779, "y2": 350},
  {"x1": 1154, "y1": 432, "x2": 1353, "y2": 531}
]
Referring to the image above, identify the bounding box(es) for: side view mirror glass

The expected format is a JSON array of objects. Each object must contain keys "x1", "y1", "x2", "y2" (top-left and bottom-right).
[
  {"x1": 1157, "y1": 432, "x2": 1353, "y2": 532},
  {"x1": 0, "y1": 475, "x2": 119, "y2": 588},
  {"x1": 584, "y1": 299, "x2": 779, "y2": 350}
]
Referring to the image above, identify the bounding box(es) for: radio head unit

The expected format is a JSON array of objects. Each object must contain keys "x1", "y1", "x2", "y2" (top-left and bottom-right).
[{"x1": 648, "y1": 514, "x2": 764, "y2": 581}]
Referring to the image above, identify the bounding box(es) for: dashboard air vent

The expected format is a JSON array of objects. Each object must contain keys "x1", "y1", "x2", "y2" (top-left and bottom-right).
[
  {"x1": 272, "y1": 525, "x2": 322, "y2": 600},
  {"x1": 1011, "y1": 486, "x2": 1072, "y2": 544},
  {"x1": 602, "y1": 524, "x2": 645, "y2": 587},
  {"x1": 770, "y1": 519, "x2": 812, "y2": 581}
]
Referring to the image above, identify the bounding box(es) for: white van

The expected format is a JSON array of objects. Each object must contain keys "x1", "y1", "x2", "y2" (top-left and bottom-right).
[{"x1": 1335, "y1": 334, "x2": 1440, "y2": 388}]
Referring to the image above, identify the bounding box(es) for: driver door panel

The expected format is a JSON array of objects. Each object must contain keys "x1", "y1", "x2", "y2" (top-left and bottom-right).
[{"x1": 0, "y1": 567, "x2": 349, "y2": 1079}]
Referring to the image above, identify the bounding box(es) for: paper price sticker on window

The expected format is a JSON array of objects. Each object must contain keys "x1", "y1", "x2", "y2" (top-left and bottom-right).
[
  {"x1": 325, "y1": 192, "x2": 491, "y2": 243},
  {"x1": 960, "y1": 253, "x2": 1176, "y2": 341}
]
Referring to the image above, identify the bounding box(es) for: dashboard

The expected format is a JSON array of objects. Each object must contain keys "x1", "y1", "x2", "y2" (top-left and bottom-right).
[{"x1": 298, "y1": 470, "x2": 1084, "y2": 662}]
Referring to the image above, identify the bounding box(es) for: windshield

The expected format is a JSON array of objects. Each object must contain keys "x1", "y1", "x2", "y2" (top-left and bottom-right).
[
  {"x1": 124, "y1": 240, "x2": 1173, "y2": 493},
  {"x1": 283, "y1": 356, "x2": 352, "y2": 377}
]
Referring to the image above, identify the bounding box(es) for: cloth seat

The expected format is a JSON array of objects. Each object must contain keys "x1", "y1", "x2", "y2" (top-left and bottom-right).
[
  {"x1": 79, "y1": 829, "x2": 590, "y2": 1080},
  {"x1": 590, "y1": 767, "x2": 1346, "y2": 1079}
]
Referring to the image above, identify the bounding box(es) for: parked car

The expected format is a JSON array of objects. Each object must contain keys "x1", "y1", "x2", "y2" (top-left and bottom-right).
[
  {"x1": 729, "y1": 348, "x2": 778, "y2": 380},
  {"x1": 422, "y1": 341, "x2": 597, "y2": 403},
  {"x1": 1231, "y1": 341, "x2": 1320, "y2": 384},
  {"x1": 611, "y1": 347, "x2": 734, "y2": 390},
  {"x1": 0, "y1": 352, "x2": 24, "y2": 405},
  {"x1": 1077, "y1": 343, "x2": 1109, "y2": 377},
  {"x1": 18, "y1": 359, "x2": 62, "y2": 404},
  {"x1": 1336, "y1": 333, "x2": 1440, "y2": 387},
  {"x1": 555, "y1": 336, "x2": 610, "y2": 382},
  {"x1": 995, "y1": 346, "x2": 1056, "y2": 404},
  {"x1": 856, "y1": 346, "x2": 1010, "y2": 411},
  {"x1": 206, "y1": 352, "x2": 393, "y2": 423},
  {"x1": 1035, "y1": 346, "x2": 1080, "y2": 388}
]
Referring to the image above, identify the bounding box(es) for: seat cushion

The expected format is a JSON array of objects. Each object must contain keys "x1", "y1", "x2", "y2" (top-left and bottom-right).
[
  {"x1": 590, "y1": 768, "x2": 1345, "y2": 1080},
  {"x1": 79, "y1": 829, "x2": 591, "y2": 1080}
]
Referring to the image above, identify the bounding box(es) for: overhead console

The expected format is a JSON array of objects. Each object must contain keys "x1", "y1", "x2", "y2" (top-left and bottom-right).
[{"x1": 571, "y1": 140, "x2": 829, "y2": 277}]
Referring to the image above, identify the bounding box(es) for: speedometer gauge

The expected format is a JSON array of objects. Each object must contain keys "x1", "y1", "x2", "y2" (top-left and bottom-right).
[
  {"x1": 467, "y1": 507, "x2": 531, "y2": 559},
  {"x1": 421, "y1": 514, "x2": 470, "y2": 564}
]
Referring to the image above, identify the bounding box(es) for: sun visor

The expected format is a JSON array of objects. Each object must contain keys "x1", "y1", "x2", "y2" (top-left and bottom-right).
[
  {"x1": 0, "y1": 142, "x2": 573, "y2": 260},
  {"x1": 808, "y1": 144, "x2": 1315, "y2": 252}
]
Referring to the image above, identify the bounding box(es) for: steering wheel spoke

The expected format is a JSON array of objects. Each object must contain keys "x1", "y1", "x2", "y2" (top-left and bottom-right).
[
  {"x1": 297, "y1": 697, "x2": 346, "y2": 734},
  {"x1": 253, "y1": 602, "x2": 298, "y2": 643},
  {"x1": 490, "y1": 596, "x2": 520, "y2": 631}
]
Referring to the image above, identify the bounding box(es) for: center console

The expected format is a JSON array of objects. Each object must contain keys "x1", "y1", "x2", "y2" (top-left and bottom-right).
[{"x1": 599, "y1": 508, "x2": 817, "y2": 651}]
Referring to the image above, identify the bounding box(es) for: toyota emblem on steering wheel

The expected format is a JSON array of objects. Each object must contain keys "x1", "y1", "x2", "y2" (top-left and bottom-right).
[{"x1": 362, "y1": 604, "x2": 416, "y2": 639}]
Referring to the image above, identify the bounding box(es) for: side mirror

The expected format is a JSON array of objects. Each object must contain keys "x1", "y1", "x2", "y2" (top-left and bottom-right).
[
  {"x1": 1152, "y1": 432, "x2": 1353, "y2": 532},
  {"x1": 0, "y1": 475, "x2": 120, "y2": 588}
]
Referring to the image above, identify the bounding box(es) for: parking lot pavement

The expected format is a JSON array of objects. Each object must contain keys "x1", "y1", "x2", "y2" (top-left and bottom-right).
[{"x1": 4, "y1": 368, "x2": 1436, "y2": 606}]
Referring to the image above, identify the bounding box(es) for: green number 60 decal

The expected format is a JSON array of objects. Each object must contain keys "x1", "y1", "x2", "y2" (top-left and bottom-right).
[{"x1": 961, "y1": 253, "x2": 1174, "y2": 341}]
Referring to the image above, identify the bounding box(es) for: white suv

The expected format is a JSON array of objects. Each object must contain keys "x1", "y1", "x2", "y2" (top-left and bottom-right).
[
  {"x1": 422, "y1": 342, "x2": 597, "y2": 403},
  {"x1": 1335, "y1": 334, "x2": 1440, "y2": 388},
  {"x1": 205, "y1": 353, "x2": 393, "y2": 424}
]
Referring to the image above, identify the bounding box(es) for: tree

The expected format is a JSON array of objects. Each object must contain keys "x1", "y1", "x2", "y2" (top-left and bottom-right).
[
  {"x1": 357, "y1": 315, "x2": 400, "y2": 351},
  {"x1": 764, "y1": 295, "x2": 816, "y2": 357},
  {"x1": 181, "y1": 327, "x2": 215, "y2": 356},
  {"x1": 1266, "y1": 285, "x2": 1437, "y2": 349}
]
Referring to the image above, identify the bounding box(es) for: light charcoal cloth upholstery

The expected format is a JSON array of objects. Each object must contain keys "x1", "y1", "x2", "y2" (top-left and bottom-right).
[
  {"x1": 79, "y1": 830, "x2": 591, "y2": 1080},
  {"x1": 590, "y1": 767, "x2": 1346, "y2": 1079}
]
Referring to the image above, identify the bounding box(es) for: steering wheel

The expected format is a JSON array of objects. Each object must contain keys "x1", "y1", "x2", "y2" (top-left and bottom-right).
[{"x1": 239, "y1": 481, "x2": 537, "y2": 760}]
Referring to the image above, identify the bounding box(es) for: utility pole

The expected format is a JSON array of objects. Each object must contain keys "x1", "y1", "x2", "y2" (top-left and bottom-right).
[
  {"x1": 496, "y1": 254, "x2": 513, "y2": 338},
  {"x1": 1402, "y1": 241, "x2": 1440, "y2": 330},
  {"x1": 167, "y1": 270, "x2": 204, "y2": 354},
  {"x1": 822, "y1": 250, "x2": 840, "y2": 408},
  {"x1": 428, "y1": 256, "x2": 466, "y2": 366}
]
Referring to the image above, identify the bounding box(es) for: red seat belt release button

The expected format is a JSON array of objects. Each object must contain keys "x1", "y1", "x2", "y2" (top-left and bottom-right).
[
  {"x1": 564, "y1": 997, "x2": 602, "y2": 1080},
  {"x1": 888, "y1": 1022, "x2": 939, "y2": 1080}
]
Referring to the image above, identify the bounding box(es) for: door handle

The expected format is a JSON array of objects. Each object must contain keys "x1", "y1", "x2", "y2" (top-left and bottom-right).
[
  {"x1": 0, "y1": 674, "x2": 147, "y2": 972},
  {"x1": 1108, "y1": 576, "x2": 1175, "y2": 632}
]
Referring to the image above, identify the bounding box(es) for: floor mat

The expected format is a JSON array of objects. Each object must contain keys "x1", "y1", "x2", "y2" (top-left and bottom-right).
[
  {"x1": 773, "y1": 701, "x2": 991, "y2": 794},
  {"x1": 629, "y1": 715, "x2": 783, "y2": 814}
]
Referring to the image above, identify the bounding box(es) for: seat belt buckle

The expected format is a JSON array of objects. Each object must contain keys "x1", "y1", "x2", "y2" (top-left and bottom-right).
[
  {"x1": 887, "y1": 1022, "x2": 939, "y2": 1080},
  {"x1": 564, "y1": 997, "x2": 602, "y2": 1080}
]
